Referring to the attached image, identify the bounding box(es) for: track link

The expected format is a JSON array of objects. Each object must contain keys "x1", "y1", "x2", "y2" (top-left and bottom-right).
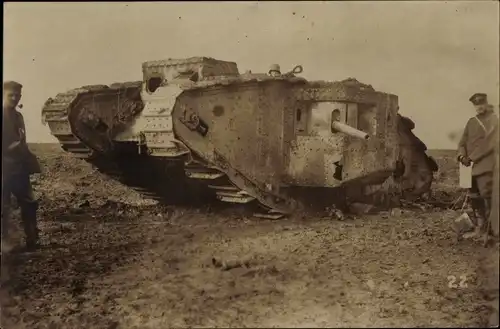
[{"x1": 42, "y1": 85, "x2": 117, "y2": 158}]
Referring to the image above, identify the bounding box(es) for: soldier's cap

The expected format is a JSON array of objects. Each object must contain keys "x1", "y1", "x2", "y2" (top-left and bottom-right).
[
  {"x1": 469, "y1": 93, "x2": 487, "y2": 105},
  {"x1": 269, "y1": 64, "x2": 281, "y2": 73},
  {"x1": 3, "y1": 81, "x2": 23, "y2": 93}
]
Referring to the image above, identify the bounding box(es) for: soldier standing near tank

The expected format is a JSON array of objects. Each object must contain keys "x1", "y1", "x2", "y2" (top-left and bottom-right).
[
  {"x1": 457, "y1": 93, "x2": 499, "y2": 239},
  {"x1": 2, "y1": 81, "x2": 41, "y2": 252},
  {"x1": 488, "y1": 104, "x2": 499, "y2": 239},
  {"x1": 484, "y1": 122, "x2": 499, "y2": 328}
]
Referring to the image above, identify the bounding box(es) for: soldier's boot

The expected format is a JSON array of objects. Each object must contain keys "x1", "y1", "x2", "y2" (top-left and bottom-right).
[
  {"x1": 470, "y1": 196, "x2": 485, "y2": 225},
  {"x1": 21, "y1": 204, "x2": 39, "y2": 251},
  {"x1": 465, "y1": 198, "x2": 492, "y2": 241},
  {"x1": 484, "y1": 199, "x2": 492, "y2": 233},
  {"x1": 481, "y1": 199, "x2": 495, "y2": 246},
  {"x1": 25, "y1": 224, "x2": 39, "y2": 251},
  {"x1": 1, "y1": 207, "x2": 14, "y2": 254},
  {"x1": 463, "y1": 197, "x2": 483, "y2": 239}
]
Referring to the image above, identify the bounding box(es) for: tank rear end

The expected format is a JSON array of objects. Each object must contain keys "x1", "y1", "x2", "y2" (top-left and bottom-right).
[{"x1": 41, "y1": 82, "x2": 144, "y2": 158}]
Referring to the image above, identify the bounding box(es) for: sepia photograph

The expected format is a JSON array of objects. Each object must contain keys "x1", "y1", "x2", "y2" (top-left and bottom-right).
[{"x1": 2, "y1": 1, "x2": 499, "y2": 328}]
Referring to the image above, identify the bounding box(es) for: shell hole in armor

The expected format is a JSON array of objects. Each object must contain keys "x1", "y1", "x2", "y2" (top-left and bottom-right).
[
  {"x1": 213, "y1": 105, "x2": 224, "y2": 117},
  {"x1": 147, "y1": 77, "x2": 163, "y2": 94},
  {"x1": 333, "y1": 161, "x2": 343, "y2": 181}
]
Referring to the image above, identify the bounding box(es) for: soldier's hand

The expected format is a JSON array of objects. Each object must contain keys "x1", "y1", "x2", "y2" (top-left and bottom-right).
[
  {"x1": 19, "y1": 128, "x2": 26, "y2": 142},
  {"x1": 459, "y1": 155, "x2": 472, "y2": 167}
]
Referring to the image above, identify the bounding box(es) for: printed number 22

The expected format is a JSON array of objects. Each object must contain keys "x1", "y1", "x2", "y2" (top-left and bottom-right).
[{"x1": 448, "y1": 275, "x2": 468, "y2": 288}]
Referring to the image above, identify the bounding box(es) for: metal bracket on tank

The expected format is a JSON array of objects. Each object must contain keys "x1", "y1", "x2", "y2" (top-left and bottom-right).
[{"x1": 180, "y1": 107, "x2": 209, "y2": 137}]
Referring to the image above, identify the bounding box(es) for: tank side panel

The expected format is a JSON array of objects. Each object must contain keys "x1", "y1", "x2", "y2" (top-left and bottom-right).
[
  {"x1": 174, "y1": 88, "x2": 258, "y2": 169},
  {"x1": 281, "y1": 91, "x2": 296, "y2": 184},
  {"x1": 286, "y1": 136, "x2": 344, "y2": 187},
  {"x1": 172, "y1": 82, "x2": 287, "y2": 190},
  {"x1": 342, "y1": 93, "x2": 399, "y2": 184},
  {"x1": 209, "y1": 86, "x2": 260, "y2": 171},
  {"x1": 284, "y1": 102, "x2": 345, "y2": 187},
  {"x1": 172, "y1": 90, "x2": 221, "y2": 164},
  {"x1": 252, "y1": 83, "x2": 288, "y2": 189}
]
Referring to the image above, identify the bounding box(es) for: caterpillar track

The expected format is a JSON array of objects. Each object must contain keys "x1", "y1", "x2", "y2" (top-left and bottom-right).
[
  {"x1": 183, "y1": 158, "x2": 289, "y2": 218},
  {"x1": 41, "y1": 84, "x2": 179, "y2": 203},
  {"x1": 42, "y1": 86, "x2": 96, "y2": 159},
  {"x1": 42, "y1": 57, "x2": 438, "y2": 217}
]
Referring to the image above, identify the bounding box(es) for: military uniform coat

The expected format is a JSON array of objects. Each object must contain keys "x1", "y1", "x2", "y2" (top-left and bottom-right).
[
  {"x1": 458, "y1": 110, "x2": 499, "y2": 177},
  {"x1": 490, "y1": 133, "x2": 499, "y2": 237},
  {"x1": 2, "y1": 108, "x2": 41, "y2": 175}
]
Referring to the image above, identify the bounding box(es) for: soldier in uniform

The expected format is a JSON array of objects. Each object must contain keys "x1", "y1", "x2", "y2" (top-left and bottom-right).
[
  {"x1": 268, "y1": 64, "x2": 282, "y2": 77},
  {"x1": 457, "y1": 93, "x2": 499, "y2": 239},
  {"x1": 490, "y1": 109, "x2": 499, "y2": 238},
  {"x1": 485, "y1": 125, "x2": 499, "y2": 328},
  {"x1": 2, "y1": 81, "x2": 42, "y2": 251}
]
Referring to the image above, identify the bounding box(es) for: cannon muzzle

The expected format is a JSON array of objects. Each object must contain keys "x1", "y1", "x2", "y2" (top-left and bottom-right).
[{"x1": 331, "y1": 121, "x2": 370, "y2": 140}]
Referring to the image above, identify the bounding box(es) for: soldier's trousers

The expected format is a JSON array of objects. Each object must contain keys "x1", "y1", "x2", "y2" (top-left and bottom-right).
[
  {"x1": 1, "y1": 172, "x2": 39, "y2": 243},
  {"x1": 470, "y1": 172, "x2": 494, "y2": 226}
]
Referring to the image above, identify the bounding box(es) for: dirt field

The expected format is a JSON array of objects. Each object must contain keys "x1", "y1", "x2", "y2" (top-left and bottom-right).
[{"x1": 1, "y1": 144, "x2": 498, "y2": 328}]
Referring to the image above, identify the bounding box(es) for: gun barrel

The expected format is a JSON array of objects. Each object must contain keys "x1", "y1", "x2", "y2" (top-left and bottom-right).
[{"x1": 331, "y1": 121, "x2": 370, "y2": 140}]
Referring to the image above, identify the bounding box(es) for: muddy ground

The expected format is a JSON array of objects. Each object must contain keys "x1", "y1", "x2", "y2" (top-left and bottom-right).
[{"x1": 1, "y1": 145, "x2": 498, "y2": 328}]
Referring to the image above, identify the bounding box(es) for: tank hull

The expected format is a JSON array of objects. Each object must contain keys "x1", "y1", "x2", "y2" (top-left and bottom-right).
[{"x1": 42, "y1": 57, "x2": 437, "y2": 216}]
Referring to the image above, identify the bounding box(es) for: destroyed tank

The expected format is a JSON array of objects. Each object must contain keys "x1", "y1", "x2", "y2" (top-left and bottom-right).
[{"x1": 42, "y1": 57, "x2": 438, "y2": 218}]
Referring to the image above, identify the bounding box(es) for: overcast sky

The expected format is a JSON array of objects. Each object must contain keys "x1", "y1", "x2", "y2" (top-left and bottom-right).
[{"x1": 3, "y1": 1, "x2": 499, "y2": 149}]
